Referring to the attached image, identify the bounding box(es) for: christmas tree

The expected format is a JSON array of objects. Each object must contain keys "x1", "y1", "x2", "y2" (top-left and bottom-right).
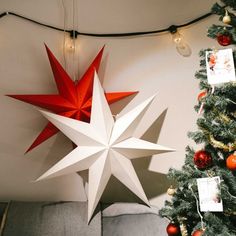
[{"x1": 160, "y1": 1, "x2": 236, "y2": 235}]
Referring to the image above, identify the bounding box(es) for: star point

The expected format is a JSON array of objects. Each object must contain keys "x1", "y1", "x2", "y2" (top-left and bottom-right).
[
  {"x1": 37, "y1": 72, "x2": 174, "y2": 222},
  {"x1": 7, "y1": 45, "x2": 137, "y2": 153}
]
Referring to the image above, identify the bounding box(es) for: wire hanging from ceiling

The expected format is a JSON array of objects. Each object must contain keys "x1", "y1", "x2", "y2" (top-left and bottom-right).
[{"x1": 61, "y1": 0, "x2": 67, "y2": 68}]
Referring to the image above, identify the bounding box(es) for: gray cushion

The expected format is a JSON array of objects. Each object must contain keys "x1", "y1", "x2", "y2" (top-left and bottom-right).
[
  {"x1": 102, "y1": 203, "x2": 168, "y2": 236},
  {"x1": 2, "y1": 201, "x2": 101, "y2": 236}
]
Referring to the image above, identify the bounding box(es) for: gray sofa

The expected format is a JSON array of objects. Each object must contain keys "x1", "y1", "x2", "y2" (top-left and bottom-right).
[{"x1": 0, "y1": 201, "x2": 168, "y2": 236}]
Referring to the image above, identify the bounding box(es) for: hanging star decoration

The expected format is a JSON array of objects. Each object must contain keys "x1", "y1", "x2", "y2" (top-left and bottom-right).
[
  {"x1": 7, "y1": 45, "x2": 137, "y2": 153},
  {"x1": 36, "y1": 72, "x2": 174, "y2": 222}
]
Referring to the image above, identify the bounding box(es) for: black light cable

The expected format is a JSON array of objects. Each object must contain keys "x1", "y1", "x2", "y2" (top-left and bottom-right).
[{"x1": 0, "y1": 10, "x2": 214, "y2": 38}]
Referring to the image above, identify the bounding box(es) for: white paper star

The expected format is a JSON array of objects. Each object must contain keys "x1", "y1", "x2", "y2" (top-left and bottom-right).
[{"x1": 37, "y1": 72, "x2": 174, "y2": 222}]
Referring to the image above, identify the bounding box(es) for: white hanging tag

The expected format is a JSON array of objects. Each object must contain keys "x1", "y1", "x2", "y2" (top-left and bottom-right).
[
  {"x1": 197, "y1": 176, "x2": 223, "y2": 212},
  {"x1": 206, "y1": 48, "x2": 236, "y2": 85}
]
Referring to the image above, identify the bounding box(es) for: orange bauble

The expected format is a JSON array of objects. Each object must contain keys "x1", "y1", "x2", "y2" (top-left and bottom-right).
[
  {"x1": 197, "y1": 91, "x2": 207, "y2": 101},
  {"x1": 192, "y1": 229, "x2": 204, "y2": 236},
  {"x1": 226, "y1": 154, "x2": 236, "y2": 171}
]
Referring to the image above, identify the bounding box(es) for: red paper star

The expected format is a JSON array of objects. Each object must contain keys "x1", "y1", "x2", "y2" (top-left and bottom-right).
[{"x1": 8, "y1": 45, "x2": 137, "y2": 153}]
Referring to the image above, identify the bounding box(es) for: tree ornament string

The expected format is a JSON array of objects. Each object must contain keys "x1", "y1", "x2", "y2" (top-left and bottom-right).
[
  {"x1": 226, "y1": 98, "x2": 236, "y2": 105},
  {"x1": 189, "y1": 184, "x2": 205, "y2": 231},
  {"x1": 226, "y1": 189, "x2": 236, "y2": 199},
  {"x1": 221, "y1": 179, "x2": 236, "y2": 199}
]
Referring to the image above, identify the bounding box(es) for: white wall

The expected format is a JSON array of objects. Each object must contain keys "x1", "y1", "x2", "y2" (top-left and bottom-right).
[{"x1": 0, "y1": 0, "x2": 218, "y2": 207}]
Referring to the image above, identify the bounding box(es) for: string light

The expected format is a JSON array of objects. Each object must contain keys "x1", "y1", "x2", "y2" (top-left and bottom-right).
[
  {"x1": 0, "y1": 10, "x2": 214, "y2": 38},
  {"x1": 169, "y1": 25, "x2": 191, "y2": 57},
  {"x1": 61, "y1": 0, "x2": 78, "y2": 81},
  {"x1": 65, "y1": 34, "x2": 76, "y2": 52},
  {"x1": 0, "y1": 9, "x2": 217, "y2": 56}
]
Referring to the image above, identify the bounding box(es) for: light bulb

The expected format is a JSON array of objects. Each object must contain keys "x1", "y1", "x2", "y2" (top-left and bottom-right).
[
  {"x1": 65, "y1": 37, "x2": 76, "y2": 52},
  {"x1": 172, "y1": 31, "x2": 183, "y2": 44},
  {"x1": 171, "y1": 31, "x2": 192, "y2": 57}
]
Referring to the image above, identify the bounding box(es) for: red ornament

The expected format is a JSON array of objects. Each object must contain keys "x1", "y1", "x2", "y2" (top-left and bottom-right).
[
  {"x1": 194, "y1": 150, "x2": 212, "y2": 169},
  {"x1": 217, "y1": 33, "x2": 232, "y2": 46},
  {"x1": 166, "y1": 223, "x2": 180, "y2": 236},
  {"x1": 7, "y1": 45, "x2": 137, "y2": 153},
  {"x1": 192, "y1": 229, "x2": 204, "y2": 236},
  {"x1": 197, "y1": 91, "x2": 207, "y2": 101},
  {"x1": 226, "y1": 154, "x2": 236, "y2": 171}
]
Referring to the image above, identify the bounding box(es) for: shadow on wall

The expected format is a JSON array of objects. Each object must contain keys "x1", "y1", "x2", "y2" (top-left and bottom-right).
[{"x1": 32, "y1": 133, "x2": 74, "y2": 178}]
